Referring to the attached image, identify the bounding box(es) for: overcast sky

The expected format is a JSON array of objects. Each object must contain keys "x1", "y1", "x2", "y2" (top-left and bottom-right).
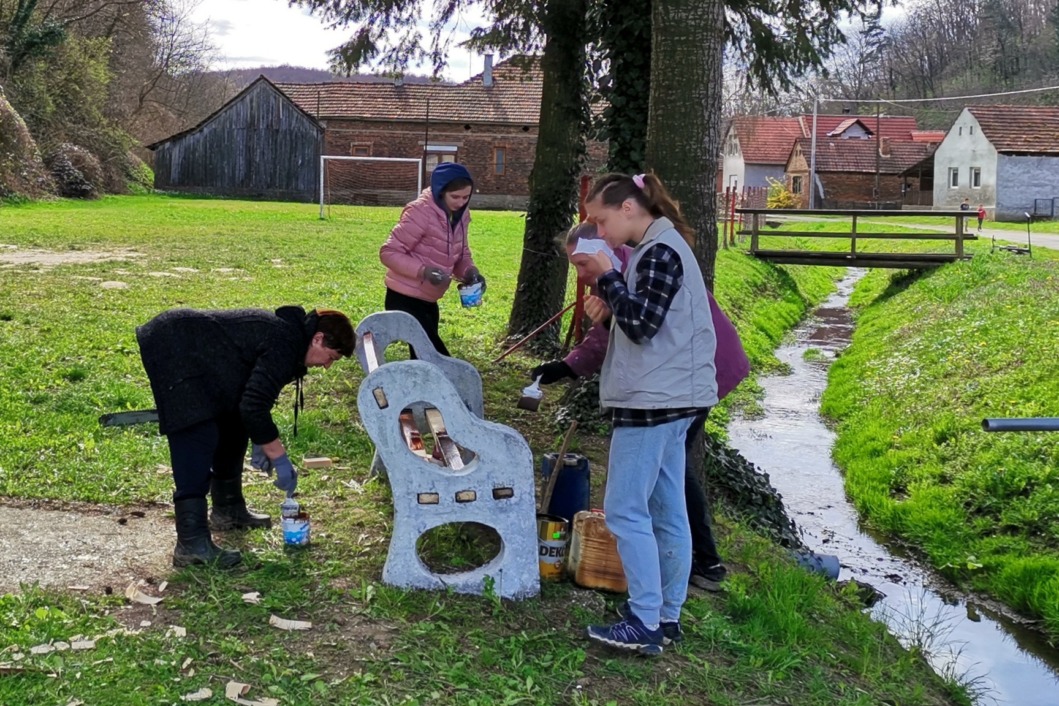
[{"x1": 190, "y1": 0, "x2": 491, "y2": 80}]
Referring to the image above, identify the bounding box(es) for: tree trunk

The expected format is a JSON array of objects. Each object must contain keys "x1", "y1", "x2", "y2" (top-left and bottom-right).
[
  {"x1": 506, "y1": 0, "x2": 587, "y2": 351},
  {"x1": 645, "y1": 0, "x2": 724, "y2": 292},
  {"x1": 599, "y1": 0, "x2": 651, "y2": 173}
]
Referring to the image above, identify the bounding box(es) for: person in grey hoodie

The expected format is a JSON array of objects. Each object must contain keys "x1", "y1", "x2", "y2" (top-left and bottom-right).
[{"x1": 380, "y1": 162, "x2": 486, "y2": 357}]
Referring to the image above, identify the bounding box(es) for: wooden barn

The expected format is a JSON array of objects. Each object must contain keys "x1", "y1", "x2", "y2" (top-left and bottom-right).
[{"x1": 147, "y1": 78, "x2": 322, "y2": 202}]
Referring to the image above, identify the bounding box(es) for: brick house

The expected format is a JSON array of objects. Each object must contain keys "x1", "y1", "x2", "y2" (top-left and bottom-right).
[
  {"x1": 148, "y1": 55, "x2": 600, "y2": 208},
  {"x1": 722, "y1": 113, "x2": 925, "y2": 201},
  {"x1": 785, "y1": 136, "x2": 938, "y2": 209},
  {"x1": 931, "y1": 106, "x2": 1059, "y2": 220}
]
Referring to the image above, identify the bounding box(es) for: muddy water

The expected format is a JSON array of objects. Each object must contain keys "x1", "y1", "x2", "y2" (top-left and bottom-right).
[{"x1": 727, "y1": 270, "x2": 1059, "y2": 705}]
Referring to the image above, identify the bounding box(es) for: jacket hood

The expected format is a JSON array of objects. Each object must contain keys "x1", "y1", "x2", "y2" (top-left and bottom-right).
[{"x1": 430, "y1": 162, "x2": 473, "y2": 215}]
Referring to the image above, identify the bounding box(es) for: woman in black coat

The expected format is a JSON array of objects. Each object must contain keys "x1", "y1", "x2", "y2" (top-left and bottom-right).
[{"x1": 137, "y1": 306, "x2": 354, "y2": 567}]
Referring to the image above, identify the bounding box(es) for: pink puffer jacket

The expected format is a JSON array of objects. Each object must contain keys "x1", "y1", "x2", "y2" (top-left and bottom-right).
[{"x1": 380, "y1": 189, "x2": 476, "y2": 303}]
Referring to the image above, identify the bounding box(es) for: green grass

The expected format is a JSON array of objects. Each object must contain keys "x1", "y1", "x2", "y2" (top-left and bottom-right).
[
  {"x1": 0, "y1": 195, "x2": 968, "y2": 705},
  {"x1": 821, "y1": 251, "x2": 1059, "y2": 640}
]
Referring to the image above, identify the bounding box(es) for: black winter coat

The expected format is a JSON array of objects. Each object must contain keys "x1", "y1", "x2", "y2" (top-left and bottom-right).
[{"x1": 136, "y1": 306, "x2": 315, "y2": 442}]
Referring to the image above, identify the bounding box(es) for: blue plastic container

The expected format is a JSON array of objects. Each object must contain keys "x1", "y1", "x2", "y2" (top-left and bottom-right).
[{"x1": 540, "y1": 453, "x2": 590, "y2": 523}]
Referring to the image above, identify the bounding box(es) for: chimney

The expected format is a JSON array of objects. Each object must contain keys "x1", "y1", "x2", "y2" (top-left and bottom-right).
[
  {"x1": 879, "y1": 136, "x2": 891, "y2": 158},
  {"x1": 393, "y1": 75, "x2": 404, "y2": 87},
  {"x1": 483, "y1": 54, "x2": 494, "y2": 88}
]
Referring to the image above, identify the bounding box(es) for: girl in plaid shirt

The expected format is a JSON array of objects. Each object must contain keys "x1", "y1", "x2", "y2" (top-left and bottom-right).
[{"x1": 579, "y1": 173, "x2": 719, "y2": 655}]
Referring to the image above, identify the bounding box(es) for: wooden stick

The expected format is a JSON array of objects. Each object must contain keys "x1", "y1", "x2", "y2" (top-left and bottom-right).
[
  {"x1": 539, "y1": 420, "x2": 578, "y2": 514},
  {"x1": 492, "y1": 302, "x2": 577, "y2": 364}
]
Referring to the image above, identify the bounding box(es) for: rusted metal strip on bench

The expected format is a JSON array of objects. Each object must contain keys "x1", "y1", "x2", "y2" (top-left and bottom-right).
[
  {"x1": 425, "y1": 408, "x2": 465, "y2": 470},
  {"x1": 399, "y1": 411, "x2": 430, "y2": 458}
]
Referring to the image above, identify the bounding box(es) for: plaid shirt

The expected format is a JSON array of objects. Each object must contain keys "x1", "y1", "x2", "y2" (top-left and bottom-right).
[{"x1": 598, "y1": 242, "x2": 708, "y2": 428}]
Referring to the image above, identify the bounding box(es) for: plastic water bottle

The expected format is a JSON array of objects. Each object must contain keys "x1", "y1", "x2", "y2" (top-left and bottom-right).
[{"x1": 280, "y1": 497, "x2": 310, "y2": 546}]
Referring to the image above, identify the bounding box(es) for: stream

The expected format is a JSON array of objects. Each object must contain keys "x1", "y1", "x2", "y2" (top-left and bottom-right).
[{"x1": 726, "y1": 270, "x2": 1059, "y2": 705}]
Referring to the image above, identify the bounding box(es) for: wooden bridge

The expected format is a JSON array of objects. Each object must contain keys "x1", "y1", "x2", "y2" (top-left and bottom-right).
[{"x1": 737, "y1": 209, "x2": 976, "y2": 269}]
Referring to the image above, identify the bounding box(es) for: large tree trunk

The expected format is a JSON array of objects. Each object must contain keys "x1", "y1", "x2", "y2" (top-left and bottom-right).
[
  {"x1": 645, "y1": 0, "x2": 724, "y2": 293},
  {"x1": 506, "y1": 0, "x2": 587, "y2": 351}
]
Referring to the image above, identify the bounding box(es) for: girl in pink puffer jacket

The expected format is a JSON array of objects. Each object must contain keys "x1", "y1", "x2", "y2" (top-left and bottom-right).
[{"x1": 380, "y1": 163, "x2": 486, "y2": 357}]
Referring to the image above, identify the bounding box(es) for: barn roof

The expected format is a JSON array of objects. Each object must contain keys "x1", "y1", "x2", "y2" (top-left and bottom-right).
[
  {"x1": 275, "y1": 56, "x2": 542, "y2": 125},
  {"x1": 145, "y1": 76, "x2": 321, "y2": 150},
  {"x1": 791, "y1": 137, "x2": 937, "y2": 174},
  {"x1": 967, "y1": 105, "x2": 1059, "y2": 154}
]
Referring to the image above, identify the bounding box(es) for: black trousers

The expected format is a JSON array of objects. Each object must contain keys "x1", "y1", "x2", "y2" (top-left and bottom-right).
[
  {"x1": 385, "y1": 287, "x2": 451, "y2": 358},
  {"x1": 166, "y1": 415, "x2": 248, "y2": 501},
  {"x1": 685, "y1": 412, "x2": 723, "y2": 568}
]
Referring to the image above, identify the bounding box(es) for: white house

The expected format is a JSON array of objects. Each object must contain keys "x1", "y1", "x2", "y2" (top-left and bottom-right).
[
  {"x1": 932, "y1": 106, "x2": 1059, "y2": 221},
  {"x1": 722, "y1": 116, "x2": 803, "y2": 190}
]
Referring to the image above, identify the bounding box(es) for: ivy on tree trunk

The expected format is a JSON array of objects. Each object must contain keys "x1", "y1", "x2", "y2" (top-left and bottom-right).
[
  {"x1": 645, "y1": 0, "x2": 724, "y2": 294},
  {"x1": 506, "y1": 0, "x2": 587, "y2": 351},
  {"x1": 598, "y1": 0, "x2": 651, "y2": 174}
]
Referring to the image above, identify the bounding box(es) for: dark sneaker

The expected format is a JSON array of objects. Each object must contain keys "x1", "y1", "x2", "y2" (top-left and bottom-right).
[
  {"x1": 587, "y1": 612, "x2": 664, "y2": 656},
  {"x1": 614, "y1": 601, "x2": 682, "y2": 645},
  {"x1": 690, "y1": 563, "x2": 727, "y2": 592}
]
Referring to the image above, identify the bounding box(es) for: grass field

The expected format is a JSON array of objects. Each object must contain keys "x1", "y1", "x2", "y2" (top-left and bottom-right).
[
  {"x1": 820, "y1": 250, "x2": 1059, "y2": 641},
  {"x1": 0, "y1": 195, "x2": 969, "y2": 705}
]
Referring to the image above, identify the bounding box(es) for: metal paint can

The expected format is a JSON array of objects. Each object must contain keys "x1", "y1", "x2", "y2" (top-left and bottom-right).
[
  {"x1": 281, "y1": 498, "x2": 310, "y2": 546},
  {"x1": 537, "y1": 514, "x2": 568, "y2": 581}
]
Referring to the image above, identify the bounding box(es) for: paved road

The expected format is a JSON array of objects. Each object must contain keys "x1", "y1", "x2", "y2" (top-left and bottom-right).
[{"x1": 862, "y1": 219, "x2": 1059, "y2": 252}]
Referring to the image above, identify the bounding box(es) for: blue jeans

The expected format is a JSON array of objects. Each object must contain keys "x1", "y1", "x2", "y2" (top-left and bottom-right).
[{"x1": 604, "y1": 416, "x2": 694, "y2": 626}]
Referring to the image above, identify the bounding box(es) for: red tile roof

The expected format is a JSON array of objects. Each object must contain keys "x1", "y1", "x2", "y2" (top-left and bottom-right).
[
  {"x1": 792, "y1": 137, "x2": 936, "y2": 174},
  {"x1": 275, "y1": 56, "x2": 542, "y2": 125},
  {"x1": 967, "y1": 106, "x2": 1059, "y2": 154},
  {"x1": 910, "y1": 130, "x2": 946, "y2": 143},
  {"x1": 800, "y1": 114, "x2": 919, "y2": 141},
  {"x1": 730, "y1": 116, "x2": 804, "y2": 165}
]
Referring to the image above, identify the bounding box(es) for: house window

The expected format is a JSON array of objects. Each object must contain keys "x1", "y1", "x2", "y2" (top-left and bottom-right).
[
  {"x1": 493, "y1": 147, "x2": 506, "y2": 175},
  {"x1": 791, "y1": 175, "x2": 803, "y2": 194},
  {"x1": 949, "y1": 167, "x2": 959, "y2": 188},
  {"x1": 351, "y1": 144, "x2": 371, "y2": 157},
  {"x1": 424, "y1": 144, "x2": 458, "y2": 173},
  {"x1": 971, "y1": 167, "x2": 981, "y2": 188},
  {"x1": 959, "y1": 127, "x2": 963, "y2": 136}
]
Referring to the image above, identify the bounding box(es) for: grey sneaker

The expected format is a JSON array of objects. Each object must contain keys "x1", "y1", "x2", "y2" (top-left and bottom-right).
[{"x1": 690, "y1": 563, "x2": 727, "y2": 592}]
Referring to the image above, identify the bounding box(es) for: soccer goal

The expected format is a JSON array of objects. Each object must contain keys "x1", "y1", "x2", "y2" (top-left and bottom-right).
[{"x1": 319, "y1": 156, "x2": 424, "y2": 219}]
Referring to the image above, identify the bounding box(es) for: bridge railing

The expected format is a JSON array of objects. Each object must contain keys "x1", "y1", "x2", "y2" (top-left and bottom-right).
[{"x1": 735, "y1": 208, "x2": 977, "y2": 268}]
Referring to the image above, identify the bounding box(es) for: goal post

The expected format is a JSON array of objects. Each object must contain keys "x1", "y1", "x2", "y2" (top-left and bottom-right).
[{"x1": 319, "y1": 156, "x2": 424, "y2": 219}]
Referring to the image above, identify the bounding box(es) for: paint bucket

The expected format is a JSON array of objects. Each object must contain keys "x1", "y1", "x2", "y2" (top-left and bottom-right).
[
  {"x1": 458, "y1": 282, "x2": 483, "y2": 308},
  {"x1": 281, "y1": 498, "x2": 310, "y2": 547},
  {"x1": 567, "y1": 510, "x2": 627, "y2": 592},
  {"x1": 537, "y1": 514, "x2": 569, "y2": 581},
  {"x1": 540, "y1": 453, "x2": 590, "y2": 523}
]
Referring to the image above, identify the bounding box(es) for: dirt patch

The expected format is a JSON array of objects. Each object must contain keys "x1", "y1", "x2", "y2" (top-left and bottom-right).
[
  {"x1": 0, "y1": 245, "x2": 141, "y2": 269},
  {"x1": 0, "y1": 499, "x2": 172, "y2": 594}
]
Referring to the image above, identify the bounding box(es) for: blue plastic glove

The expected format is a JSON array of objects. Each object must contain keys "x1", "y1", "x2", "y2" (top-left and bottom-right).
[
  {"x1": 250, "y1": 444, "x2": 273, "y2": 474},
  {"x1": 272, "y1": 454, "x2": 298, "y2": 496}
]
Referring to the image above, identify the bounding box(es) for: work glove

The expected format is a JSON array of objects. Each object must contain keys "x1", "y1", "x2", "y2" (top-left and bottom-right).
[
  {"x1": 422, "y1": 266, "x2": 451, "y2": 286},
  {"x1": 250, "y1": 444, "x2": 273, "y2": 474},
  {"x1": 530, "y1": 360, "x2": 575, "y2": 385},
  {"x1": 464, "y1": 267, "x2": 487, "y2": 293},
  {"x1": 272, "y1": 453, "x2": 299, "y2": 496}
]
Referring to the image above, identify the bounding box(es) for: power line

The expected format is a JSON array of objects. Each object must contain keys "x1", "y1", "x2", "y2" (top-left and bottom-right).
[{"x1": 820, "y1": 82, "x2": 1059, "y2": 105}]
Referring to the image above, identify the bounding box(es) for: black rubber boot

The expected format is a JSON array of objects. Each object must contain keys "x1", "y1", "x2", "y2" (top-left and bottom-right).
[
  {"x1": 173, "y1": 497, "x2": 242, "y2": 568},
  {"x1": 209, "y1": 474, "x2": 272, "y2": 530}
]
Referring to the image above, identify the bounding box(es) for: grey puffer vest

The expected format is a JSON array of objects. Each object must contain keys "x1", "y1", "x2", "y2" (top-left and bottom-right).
[{"x1": 600, "y1": 218, "x2": 719, "y2": 410}]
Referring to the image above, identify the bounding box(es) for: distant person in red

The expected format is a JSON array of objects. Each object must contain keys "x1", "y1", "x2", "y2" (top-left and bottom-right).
[{"x1": 977, "y1": 204, "x2": 986, "y2": 232}]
